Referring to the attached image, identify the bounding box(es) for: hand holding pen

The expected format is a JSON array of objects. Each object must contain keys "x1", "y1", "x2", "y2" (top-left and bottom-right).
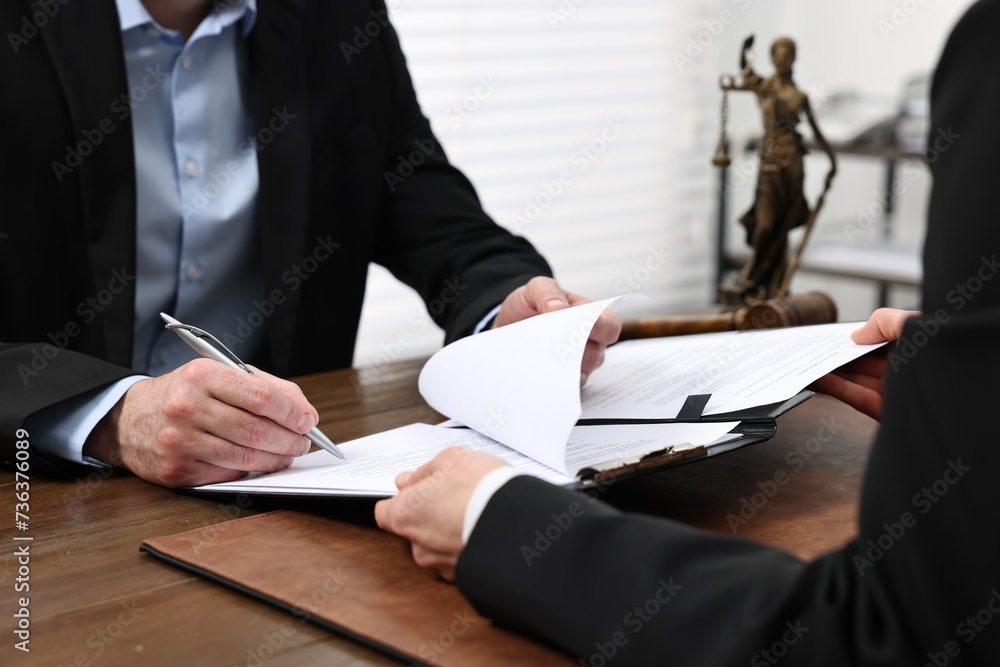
[
  {"x1": 82, "y1": 314, "x2": 342, "y2": 489},
  {"x1": 161, "y1": 313, "x2": 344, "y2": 460}
]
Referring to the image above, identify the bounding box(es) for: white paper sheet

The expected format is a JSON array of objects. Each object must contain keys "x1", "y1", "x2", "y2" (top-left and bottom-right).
[
  {"x1": 195, "y1": 305, "x2": 878, "y2": 496},
  {"x1": 195, "y1": 420, "x2": 742, "y2": 495},
  {"x1": 581, "y1": 321, "x2": 885, "y2": 420},
  {"x1": 194, "y1": 423, "x2": 577, "y2": 496},
  {"x1": 418, "y1": 295, "x2": 638, "y2": 474}
]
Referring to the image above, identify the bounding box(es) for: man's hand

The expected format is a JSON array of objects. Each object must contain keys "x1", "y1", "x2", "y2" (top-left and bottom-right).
[
  {"x1": 493, "y1": 277, "x2": 621, "y2": 385},
  {"x1": 83, "y1": 359, "x2": 320, "y2": 488},
  {"x1": 809, "y1": 308, "x2": 918, "y2": 422},
  {"x1": 374, "y1": 448, "x2": 508, "y2": 581}
]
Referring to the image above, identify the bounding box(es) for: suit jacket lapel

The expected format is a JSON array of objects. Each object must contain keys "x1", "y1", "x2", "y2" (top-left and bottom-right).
[
  {"x1": 34, "y1": 1, "x2": 137, "y2": 369},
  {"x1": 249, "y1": 0, "x2": 314, "y2": 375}
]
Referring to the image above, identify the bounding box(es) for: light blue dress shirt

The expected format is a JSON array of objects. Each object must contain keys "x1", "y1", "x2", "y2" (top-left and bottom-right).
[
  {"x1": 32, "y1": 0, "x2": 264, "y2": 465},
  {"x1": 31, "y1": 0, "x2": 499, "y2": 467}
]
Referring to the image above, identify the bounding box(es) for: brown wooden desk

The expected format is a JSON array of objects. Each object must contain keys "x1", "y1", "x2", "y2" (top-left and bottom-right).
[{"x1": 0, "y1": 359, "x2": 878, "y2": 666}]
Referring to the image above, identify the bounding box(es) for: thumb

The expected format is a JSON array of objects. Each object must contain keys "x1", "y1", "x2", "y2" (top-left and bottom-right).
[
  {"x1": 851, "y1": 308, "x2": 918, "y2": 345},
  {"x1": 525, "y1": 277, "x2": 570, "y2": 313}
]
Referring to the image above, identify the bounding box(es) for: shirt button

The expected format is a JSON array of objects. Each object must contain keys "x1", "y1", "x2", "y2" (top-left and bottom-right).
[
  {"x1": 185, "y1": 264, "x2": 201, "y2": 280},
  {"x1": 180, "y1": 55, "x2": 192, "y2": 70},
  {"x1": 184, "y1": 161, "x2": 198, "y2": 177}
]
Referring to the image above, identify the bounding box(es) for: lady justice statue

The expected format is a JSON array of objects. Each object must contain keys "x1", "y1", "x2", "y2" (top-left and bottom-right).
[{"x1": 714, "y1": 35, "x2": 837, "y2": 307}]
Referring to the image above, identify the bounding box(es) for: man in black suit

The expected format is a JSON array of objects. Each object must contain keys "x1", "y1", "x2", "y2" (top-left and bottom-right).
[
  {"x1": 376, "y1": 2, "x2": 1000, "y2": 664},
  {"x1": 0, "y1": 0, "x2": 619, "y2": 486}
]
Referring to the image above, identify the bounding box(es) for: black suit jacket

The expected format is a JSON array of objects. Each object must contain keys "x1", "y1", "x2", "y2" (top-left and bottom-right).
[
  {"x1": 0, "y1": 0, "x2": 550, "y2": 473},
  {"x1": 458, "y1": 3, "x2": 1000, "y2": 665}
]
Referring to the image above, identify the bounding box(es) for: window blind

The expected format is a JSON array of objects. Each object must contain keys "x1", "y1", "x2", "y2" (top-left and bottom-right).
[{"x1": 354, "y1": 0, "x2": 719, "y2": 368}]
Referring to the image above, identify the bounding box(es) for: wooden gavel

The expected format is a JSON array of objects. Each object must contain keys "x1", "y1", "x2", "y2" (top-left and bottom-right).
[{"x1": 619, "y1": 291, "x2": 838, "y2": 340}]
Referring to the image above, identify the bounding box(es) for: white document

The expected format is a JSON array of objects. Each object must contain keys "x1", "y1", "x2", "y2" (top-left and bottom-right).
[
  {"x1": 418, "y1": 295, "x2": 639, "y2": 474},
  {"x1": 581, "y1": 321, "x2": 885, "y2": 420},
  {"x1": 195, "y1": 301, "x2": 878, "y2": 497},
  {"x1": 195, "y1": 421, "x2": 738, "y2": 495},
  {"x1": 195, "y1": 424, "x2": 574, "y2": 496}
]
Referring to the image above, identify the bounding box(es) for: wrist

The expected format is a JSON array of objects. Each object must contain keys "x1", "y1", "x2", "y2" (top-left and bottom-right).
[{"x1": 83, "y1": 395, "x2": 125, "y2": 467}]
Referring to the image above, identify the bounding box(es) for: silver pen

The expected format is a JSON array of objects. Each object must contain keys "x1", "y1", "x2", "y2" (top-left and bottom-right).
[{"x1": 159, "y1": 312, "x2": 346, "y2": 460}]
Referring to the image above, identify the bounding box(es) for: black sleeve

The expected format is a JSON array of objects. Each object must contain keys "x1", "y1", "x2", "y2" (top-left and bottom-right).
[
  {"x1": 367, "y1": 0, "x2": 552, "y2": 343},
  {"x1": 456, "y1": 2, "x2": 1000, "y2": 664},
  {"x1": 0, "y1": 343, "x2": 134, "y2": 475}
]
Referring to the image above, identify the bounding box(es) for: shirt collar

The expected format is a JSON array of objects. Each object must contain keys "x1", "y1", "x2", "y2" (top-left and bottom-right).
[{"x1": 114, "y1": 0, "x2": 257, "y2": 37}]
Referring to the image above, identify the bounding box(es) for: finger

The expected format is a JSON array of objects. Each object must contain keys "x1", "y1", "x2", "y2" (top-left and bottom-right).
[
  {"x1": 196, "y1": 362, "x2": 316, "y2": 435},
  {"x1": 808, "y1": 374, "x2": 882, "y2": 421},
  {"x1": 248, "y1": 366, "x2": 320, "y2": 425},
  {"x1": 375, "y1": 488, "x2": 433, "y2": 539},
  {"x1": 374, "y1": 497, "x2": 397, "y2": 532},
  {"x1": 203, "y1": 405, "x2": 311, "y2": 457},
  {"x1": 396, "y1": 447, "x2": 458, "y2": 491},
  {"x1": 588, "y1": 311, "x2": 622, "y2": 346},
  {"x1": 524, "y1": 277, "x2": 570, "y2": 313},
  {"x1": 828, "y1": 351, "x2": 887, "y2": 380},
  {"x1": 411, "y1": 543, "x2": 459, "y2": 574},
  {"x1": 564, "y1": 292, "x2": 620, "y2": 346},
  {"x1": 851, "y1": 308, "x2": 919, "y2": 345},
  {"x1": 128, "y1": 448, "x2": 251, "y2": 488},
  {"x1": 831, "y1": 370, "x2": 882, "y2": 393},
  {"x1": 394, "y1": 470, "x2": 414, "y2": 489},
  {"x1": 581, "y1": 341, "x2": 606, "y2": 376},
  {"x1": 188, "y1": 431, "x2": 297, "y2": 473},
  {"x1": 161, "y1": 371, "x2": 311, "y2": 457}
]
